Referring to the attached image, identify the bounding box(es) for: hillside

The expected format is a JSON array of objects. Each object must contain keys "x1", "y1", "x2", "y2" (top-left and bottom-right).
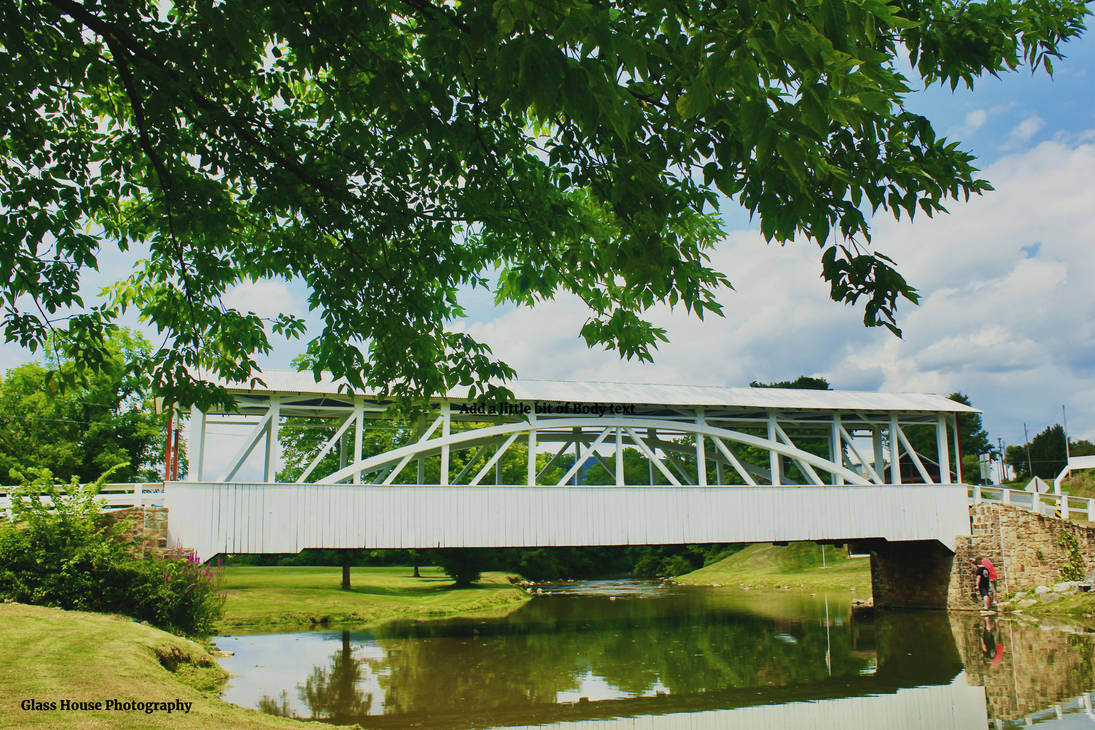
[{"x1": 677, "y1": 542, "x2": 872, "y2": 593}]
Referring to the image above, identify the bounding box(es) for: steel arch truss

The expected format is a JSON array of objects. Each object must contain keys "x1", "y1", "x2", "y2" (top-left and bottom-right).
[
  {"x1": 317, "y1": 414, "x2": 880, "y2": 487},
  {"x1": 188, "y1": 391, "x2": 964, "y2": 487}
]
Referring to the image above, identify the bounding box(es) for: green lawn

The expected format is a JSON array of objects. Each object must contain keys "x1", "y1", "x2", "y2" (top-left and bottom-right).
[
  {"x1": 677, "y1": 543, "x2": 872, "y2": 593},
  {"x1": 0, "y1": 603, "x2": 316, "y2": 729},
  {"x1": 217, "y1": 565, "x2": 530, "y2": 631}
]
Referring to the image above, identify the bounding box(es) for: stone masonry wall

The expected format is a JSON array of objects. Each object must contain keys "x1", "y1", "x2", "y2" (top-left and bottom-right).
[
  {"x1": 101, "y1": 506, "x2": 173, "y2": 559},
  {"x1": 948, "y1": 503, "x2": 1095, "y2": 610},
  {"x1": 870, "y1": 539, "x2": 955, "y2": 609}
]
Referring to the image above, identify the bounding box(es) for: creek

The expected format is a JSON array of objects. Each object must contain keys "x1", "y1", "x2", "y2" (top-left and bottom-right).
[{"x1": 213, "y1": 580, "x2": 1095, "y2": 728}]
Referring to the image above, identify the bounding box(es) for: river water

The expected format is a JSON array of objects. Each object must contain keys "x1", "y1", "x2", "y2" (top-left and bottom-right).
[{"x1": 213, "y1": 580, "x2": 1095, "y2": 728}]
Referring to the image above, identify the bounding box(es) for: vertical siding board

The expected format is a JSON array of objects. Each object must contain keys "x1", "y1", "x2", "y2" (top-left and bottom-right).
[
  {"x1": 352, "y1": 487, "x2": 362, "y2": 549},
  {"x1": 220, "y1": 484, "x2": 230, "y2": 555},
  {"x1": 343, "y1": 487, "x2": 352, "y2": 549},
  {"x1": 241, "y1": 484, "x2": 250, "y2": 553},
  {"x1": 169, "y1": 482, "x2": 970, "y2": 557},
  {"x1": 305, "y1": 484, "x2": 315, "y2": 551},
  {"x1": 230, "y1": 484, "x2": 240, "y2": 555},
  {"x1": 217, "y1": 484, "x2": 228, "y2": 556},
  {"x1": 244, "y1": 485, "x2": 255, "y2": 553},
  {"x1": 232, "y1": 484, "x2": 242, "y2": 554}
]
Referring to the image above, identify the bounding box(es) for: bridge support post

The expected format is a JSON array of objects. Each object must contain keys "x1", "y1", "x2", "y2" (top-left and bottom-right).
[{"x1": 866, "y1": 539, "x2": 956, "y2": 610}]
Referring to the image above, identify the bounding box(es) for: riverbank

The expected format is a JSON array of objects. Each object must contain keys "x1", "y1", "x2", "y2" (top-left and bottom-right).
[
  {"x1": 0, "y1": 603, "x2": 318, "y2": 729},
  {"x1": 676, "y1": 543, "x2": 872, "y2": 594},
  {"x1": 217, "y1": 565, "x2": 530, "y2": 632},
  {"x1": 1002, "y1": 586, "x2": 1095, "y2": 630}
]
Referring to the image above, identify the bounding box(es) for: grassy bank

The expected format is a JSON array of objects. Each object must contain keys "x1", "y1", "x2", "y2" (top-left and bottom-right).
[
  {"x1": 1062, "y1": 471, "x2": 1095, "y2": 500},
  {"x1": 677, "y1": 543, "x2": 872, "y2": 594},
  {"x1": 1023, "y1": 593, "x2": 1095, "y2": 629},
  {"x1": 0, "y1": 603, "x2": 315, "y2": 730},
  {"x1": 217, "y1": 565, "x2": 530, "y2": 631},
  {"x1": 1005, "y1": 590, "x2": 1095, "y2": 631}
]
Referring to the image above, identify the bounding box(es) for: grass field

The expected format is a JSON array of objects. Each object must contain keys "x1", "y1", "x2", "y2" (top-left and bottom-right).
[
  {"x1": 677, "y1": 542, "x2": 872, "y2": 593},
  {"x1": 0, "y1": 603, "x2": 315, "y2": 730},
  {"x1": 217, "y1": 565, "x2": 530, "y2": 631}
]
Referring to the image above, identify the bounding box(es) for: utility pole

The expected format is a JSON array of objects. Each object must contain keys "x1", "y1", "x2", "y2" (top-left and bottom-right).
[
  {"x1": 1023, "y1": 423, "x2": 1033, "y2": 478},
  {"x1": 997, "y1": 437, "x2": 1006, "y2": 484},
  {"x1": 1062, "y1": 405, "x2": 1072, "y2": 468}
]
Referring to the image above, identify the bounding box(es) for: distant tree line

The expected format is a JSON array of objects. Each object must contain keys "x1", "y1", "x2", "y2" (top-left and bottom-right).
[
  {"x1": 1005, "y1": 424, "x2": 1095, "y2": 481},
  {"x1": 223, "y1": 544, "x2": 744, "y2": 585}
]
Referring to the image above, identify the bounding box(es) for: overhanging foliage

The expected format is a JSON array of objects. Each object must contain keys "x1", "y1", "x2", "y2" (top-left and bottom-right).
[{"x1": 2, "y1": 0, "x2": 1087, "y2": 406}]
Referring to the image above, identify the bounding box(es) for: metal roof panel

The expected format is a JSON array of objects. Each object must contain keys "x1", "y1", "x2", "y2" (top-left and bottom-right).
[{"x1": 213, "y1": 369, "x2": 980, "y2": 414}]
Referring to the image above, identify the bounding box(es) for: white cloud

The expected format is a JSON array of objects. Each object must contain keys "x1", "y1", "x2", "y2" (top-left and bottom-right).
[
  {"x1": 947, "y1": 108, "x2": 989, "y2": 139},
  {"x1": 966, "y1": 109, "x2": 988, "y2": 131},
  {"x1": 1005, "y1": 115, "x2": 1046, "y2": 148},
  {"x1": 222, "y1": 279, "x2": 301, "y2": 319}
]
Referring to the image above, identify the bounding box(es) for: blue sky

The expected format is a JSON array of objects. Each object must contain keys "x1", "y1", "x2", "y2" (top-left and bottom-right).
[
  {"x1": 454, "y1": 30, "x2": 1095, "y2": 453},
  {"x1": 3, "y1": 28, "x2": 1094, "y2": 465}
]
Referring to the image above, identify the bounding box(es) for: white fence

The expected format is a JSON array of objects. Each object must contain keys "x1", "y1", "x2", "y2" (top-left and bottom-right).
[
  {"x1": 0, "y1": 483, "x2": 165, "y2": 517},
  {"x1": 969, "y1": 484, "x2": 1095, "y2": 522}
]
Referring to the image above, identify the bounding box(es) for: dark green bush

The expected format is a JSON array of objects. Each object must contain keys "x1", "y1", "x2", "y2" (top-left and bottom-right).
[
  {"x1": 0, "y1": 467, "x2": 223, "y2": 635},
  {"x1": 433, "y1": 548, "x2": 482, "y2": 586}
]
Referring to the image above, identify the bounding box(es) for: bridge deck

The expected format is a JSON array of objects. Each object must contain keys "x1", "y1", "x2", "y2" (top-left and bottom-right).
[{"x1": 166, "y1": 482, "x2": 970, "y2": 561}]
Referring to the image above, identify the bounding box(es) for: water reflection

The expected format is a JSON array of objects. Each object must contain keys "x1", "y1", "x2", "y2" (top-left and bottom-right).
[
  {"x1": 949, "y1": 612, "x2": 1095, "y2": 724},
  {"x1": 214, "y1": 584, "x2": 1095, "y2": 729}
]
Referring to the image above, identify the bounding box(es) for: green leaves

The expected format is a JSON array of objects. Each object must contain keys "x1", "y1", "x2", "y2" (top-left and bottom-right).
[
  {"x1": 820, "y1": 245, "x2": 919, "y2": 335},
  {"x1": 0, "y1": 0, "x2": 1087, "y2": 404}
]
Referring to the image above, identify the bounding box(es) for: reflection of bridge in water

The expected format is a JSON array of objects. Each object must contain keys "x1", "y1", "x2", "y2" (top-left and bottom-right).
[
  {"x1": 226, "y1": 593, "x2": 981, "y2": 729},
  {"x1": 221, "y1": 592, "x2": 1095, "y2": 730},
  {"x1": 172, "y1": 372, "x2": 973, "y2": 574}
]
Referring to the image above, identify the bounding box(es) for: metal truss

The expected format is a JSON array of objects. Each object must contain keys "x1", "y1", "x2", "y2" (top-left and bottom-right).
[{"x1": 189, "y1": 394, "x2": 963, "y2": 487}]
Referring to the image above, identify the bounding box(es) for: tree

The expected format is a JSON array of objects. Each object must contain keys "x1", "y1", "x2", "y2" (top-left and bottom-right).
[
  {"x1": 433, "y1": 548, "x2": 482, "y2": 586},
  {"x1": 3, "y1": 1, "x2": 1087, "y2": 405},
  {"x1": 1006, "y1": 424, "x2": 1069, "y2": 481},
  {"x1": 750, "y1": 376, "x2": 831, "y2": 390},
  {"x1": 0, "y1": 328, "x2": 163, "y2": 483},
  {"x1": 298, "y1": 631, "x2": 372, "y2": 723},
  {"x1": 897, "y1": 392, "x2": 990, "y2": 483}
]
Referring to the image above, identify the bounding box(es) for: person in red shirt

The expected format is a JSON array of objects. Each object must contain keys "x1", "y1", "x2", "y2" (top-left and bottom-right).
[
  {"x1": 973, "y1": 557, "x2": 993, "y2": 611},
  {"x1": 981, "y1": 557, "x2": 998, "y2": 603}
]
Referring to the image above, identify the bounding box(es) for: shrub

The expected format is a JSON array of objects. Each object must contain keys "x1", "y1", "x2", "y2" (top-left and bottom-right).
[
  {"x1": 433, "y1": 548, "x2": 482, "y2": 586},
  {"x1": 1056, "y1": 531, "x2": 1086, "y2": 582},
  {"x1": 0, "y1": 467, "x2": 223, "y2": 635}
]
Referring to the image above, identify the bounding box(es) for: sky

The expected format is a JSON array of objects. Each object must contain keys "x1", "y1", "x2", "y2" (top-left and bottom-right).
[
  {"x1": 448, "y1": 32, "x2": 1095, "y2": 451},
  {"x1": 3, "y1": 27, "x2": 1094, "y2": 464}
]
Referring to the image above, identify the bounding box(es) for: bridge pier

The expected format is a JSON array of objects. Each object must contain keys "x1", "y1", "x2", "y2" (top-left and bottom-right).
[{"x1": 863, "y1": 539, "x2": 957, "y2": 610}]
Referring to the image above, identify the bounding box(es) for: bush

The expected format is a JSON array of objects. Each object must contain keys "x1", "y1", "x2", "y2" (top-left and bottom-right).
[
  {"x1": 433, "y1": 548, "x2": 482, "y2": 586},
  {"x1": 0, "y1": 467, "x2": 223, "y2": 635},
  {"x1": 1057, "y1": 531, "x2": 1086, "y2": 582}
]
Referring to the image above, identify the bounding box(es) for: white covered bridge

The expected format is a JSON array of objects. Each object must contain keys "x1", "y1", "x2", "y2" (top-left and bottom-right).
[{"x1": 167, "y1": 372, "x2": 974, "y2": 563}]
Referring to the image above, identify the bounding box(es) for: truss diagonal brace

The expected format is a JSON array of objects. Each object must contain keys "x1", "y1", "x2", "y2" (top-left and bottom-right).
[
  {"x1": 556, "y1": 428, "x2": 612, "y2": 486},
  {"x1": 625, "y1": 428, "x2": 682, "y2": 487},
  {"x1": 221, "y1": 409, "x2": 275, "y2": 482},
  {"x1": 296, "y1": 412, "x2": 357, "y2": 483},
  {"x1": 710, "y1": 437, "x2": 758, "y2": 486}
]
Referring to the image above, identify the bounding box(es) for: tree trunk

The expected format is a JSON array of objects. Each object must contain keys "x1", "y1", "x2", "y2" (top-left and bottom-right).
[{"x1": 341, "y1": 553, "x2": 351, "y2": 590}]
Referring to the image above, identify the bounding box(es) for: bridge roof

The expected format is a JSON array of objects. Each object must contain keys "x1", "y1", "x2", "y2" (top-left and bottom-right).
[{"x1": 216, "y1": 369, "x2": 979, "y2": 414}]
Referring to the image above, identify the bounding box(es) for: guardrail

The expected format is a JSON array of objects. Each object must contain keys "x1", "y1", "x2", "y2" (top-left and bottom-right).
[
  {"x1": 0, "y1": 483, "x2": 165, "y2": 517},
  {"x1": 970, "y1": 484, "x2": 1095, "y2": 522}
]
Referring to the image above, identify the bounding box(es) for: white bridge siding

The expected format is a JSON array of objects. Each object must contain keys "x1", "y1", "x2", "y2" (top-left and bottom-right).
[{"x1": 166, "y1": 482, "x2": 970, "y2": 562}]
